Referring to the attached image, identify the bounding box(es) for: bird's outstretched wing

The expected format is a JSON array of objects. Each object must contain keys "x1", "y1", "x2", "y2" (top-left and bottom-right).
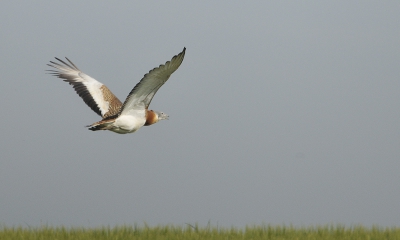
[
  {"x1": 47, "y1": 58, "x2": 122, "y2": 118},
  {"x1": 119, "y1": 47, "x2": 186, "y2": 116}
]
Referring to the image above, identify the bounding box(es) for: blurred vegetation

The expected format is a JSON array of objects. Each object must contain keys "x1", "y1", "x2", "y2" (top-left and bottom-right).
[{"x1": 1, "y1": 224, "x2": 400, "y2": 240}]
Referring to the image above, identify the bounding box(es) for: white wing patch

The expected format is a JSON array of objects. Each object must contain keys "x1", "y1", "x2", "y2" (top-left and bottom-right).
[{"x1": 76, "y1": 72, "x2": 110, "y2": 115}]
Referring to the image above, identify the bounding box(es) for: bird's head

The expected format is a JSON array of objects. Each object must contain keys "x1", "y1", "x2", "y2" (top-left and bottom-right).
[{"x1": 154, "y1": 111, "x2": 169, "y2": 121}]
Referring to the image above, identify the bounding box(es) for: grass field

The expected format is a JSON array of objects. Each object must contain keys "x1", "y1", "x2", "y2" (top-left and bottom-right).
[{"x1": 1, "y1": 224, "x2": 400, "y2": 240}]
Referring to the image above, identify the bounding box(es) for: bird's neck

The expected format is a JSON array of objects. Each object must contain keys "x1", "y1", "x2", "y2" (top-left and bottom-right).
[{"x1": 144, "y1": 109, "x2": 159, "y2": 126}]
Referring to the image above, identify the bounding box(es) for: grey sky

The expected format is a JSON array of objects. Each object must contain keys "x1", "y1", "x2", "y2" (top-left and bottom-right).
[{"x1": 1, "y1": 1, "x2": 399, "y2": 227}]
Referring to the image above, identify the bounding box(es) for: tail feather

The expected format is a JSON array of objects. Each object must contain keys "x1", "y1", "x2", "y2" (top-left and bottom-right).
[{"x1": 86, "y1": 119, "x2": 115, "y2": 131}]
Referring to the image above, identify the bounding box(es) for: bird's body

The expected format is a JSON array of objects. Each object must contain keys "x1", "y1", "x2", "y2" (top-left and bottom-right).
[{"x1": 47, "y1": 48, "x2": 186, "y2": 134}]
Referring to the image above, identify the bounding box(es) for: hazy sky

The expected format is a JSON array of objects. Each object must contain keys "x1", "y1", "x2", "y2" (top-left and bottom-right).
[{"x1": 1, "y1": 1, "x2": 399, "y2": 228}]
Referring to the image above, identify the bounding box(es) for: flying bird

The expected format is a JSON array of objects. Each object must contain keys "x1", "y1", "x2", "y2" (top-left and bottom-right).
[{"x1": 47, "y1": 47, "x2": 186, "y2": 134}]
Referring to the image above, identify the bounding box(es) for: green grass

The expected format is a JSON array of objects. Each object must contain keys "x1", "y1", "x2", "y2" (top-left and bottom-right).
[{"x1": 1, "y1": 224, "x2": 400, "y2": 240}]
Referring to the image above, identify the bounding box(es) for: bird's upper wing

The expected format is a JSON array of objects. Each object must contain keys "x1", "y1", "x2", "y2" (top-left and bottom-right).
[
  {"x1": 47, "y1": 58, "x2": 122, "y2": 118},
  {"x1": 119, "y1": 47, "x2": 186, "y2": 116}
]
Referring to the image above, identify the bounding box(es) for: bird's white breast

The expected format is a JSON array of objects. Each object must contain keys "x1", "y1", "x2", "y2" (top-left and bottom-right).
[{"x1": 112, "y1": 110, "x2": 146, "y2": 134}]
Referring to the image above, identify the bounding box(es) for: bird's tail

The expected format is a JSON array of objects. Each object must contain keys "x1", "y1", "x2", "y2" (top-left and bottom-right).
[{"x1": 86, "y1": 118, "x2": 115, "y2": 131}]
